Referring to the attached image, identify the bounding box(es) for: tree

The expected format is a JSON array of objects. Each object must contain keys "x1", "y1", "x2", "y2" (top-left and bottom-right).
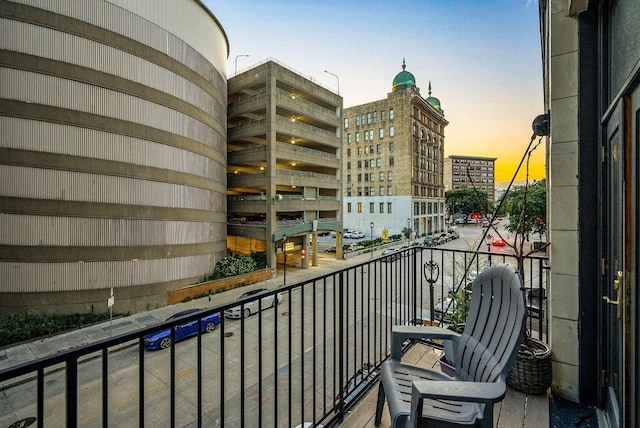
[
  {"x1": 500, "y1": 179, "x2": 546, "y2": 241},
  {"x1": 445, "y1": 187, "x2": 492, "y2": 220}
]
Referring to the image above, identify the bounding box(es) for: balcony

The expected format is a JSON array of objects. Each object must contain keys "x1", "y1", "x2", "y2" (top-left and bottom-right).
[{"x1": 0, "y1": 248, "x2": 549, "y2": 427}]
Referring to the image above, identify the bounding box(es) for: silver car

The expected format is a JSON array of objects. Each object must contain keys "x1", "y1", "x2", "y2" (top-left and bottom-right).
[{"x1": 224, "y1": 288, "x2": 283, "y2": 319}]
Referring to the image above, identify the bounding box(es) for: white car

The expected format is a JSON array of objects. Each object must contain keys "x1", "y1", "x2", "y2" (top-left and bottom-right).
[
  {"x1": 352, "y1": 231, "x2": 365, "y2": 238},
  {"x1": 224, "y1": 288, "x2": 283, "y2": 319}
]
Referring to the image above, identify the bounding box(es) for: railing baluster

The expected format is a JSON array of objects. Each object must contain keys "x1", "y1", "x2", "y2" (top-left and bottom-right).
[
  {"x1": 139, "y1": 337, "x2": 145, "y2": 427},
  {"x1": 102, "y1": 348, "x2": 108, "y2": 427},
  {"x1": 66, "y1": 356, "x2": 78, "y2": 428}
]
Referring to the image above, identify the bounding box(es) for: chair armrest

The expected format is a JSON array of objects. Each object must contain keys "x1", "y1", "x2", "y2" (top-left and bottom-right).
[
  {"x1": 390, "y1": 326, "x2": 460, "y2": 360},
  {"x1": 411, "y1": 378, "x2": 506, "y2": 403}
]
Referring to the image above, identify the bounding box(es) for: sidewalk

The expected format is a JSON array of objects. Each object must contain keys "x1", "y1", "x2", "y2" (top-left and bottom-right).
[{"x1": 0, "y1": 251, "x2": 374, "y2": 372}]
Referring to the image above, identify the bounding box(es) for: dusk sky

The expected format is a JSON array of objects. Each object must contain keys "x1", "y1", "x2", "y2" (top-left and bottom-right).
[{"x1": 206, "y1": 0, "x2": 545, "y2": 185}]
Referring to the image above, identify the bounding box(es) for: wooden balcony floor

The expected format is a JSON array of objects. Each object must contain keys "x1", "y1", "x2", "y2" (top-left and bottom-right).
[{"x1": 341, "y1": 342, "x2": 549, "y2": 428}]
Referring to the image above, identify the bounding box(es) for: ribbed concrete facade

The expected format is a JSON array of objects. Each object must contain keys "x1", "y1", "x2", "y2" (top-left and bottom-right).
[{"x1": 0, "y1": 0, "x2": 229, "y2": 314}]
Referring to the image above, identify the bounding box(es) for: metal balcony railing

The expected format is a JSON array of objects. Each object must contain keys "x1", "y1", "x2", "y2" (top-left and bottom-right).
[{"x1": 0, "y1": 248, "x2": 547, "y2": 427}]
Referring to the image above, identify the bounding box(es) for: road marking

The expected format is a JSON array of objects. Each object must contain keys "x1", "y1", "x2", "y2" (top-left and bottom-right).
[{"x1": 77, "y1": 367, "x2": 196, "y2": 424}]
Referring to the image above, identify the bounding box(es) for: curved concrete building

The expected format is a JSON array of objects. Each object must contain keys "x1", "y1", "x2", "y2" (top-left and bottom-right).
[{"x1": 0, "y1": 0, "x2": 229, "y2": 314}]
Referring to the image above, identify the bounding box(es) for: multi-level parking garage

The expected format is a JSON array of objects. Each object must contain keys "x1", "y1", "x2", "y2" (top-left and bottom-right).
[{"x1": 227, "y1": 60, "x2": 343, "y2": 270}]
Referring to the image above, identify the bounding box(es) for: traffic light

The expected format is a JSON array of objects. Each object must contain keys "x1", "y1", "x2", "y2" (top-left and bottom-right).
[{"x1": 301, "y1": 249, "x2": 306, "y2": 259}]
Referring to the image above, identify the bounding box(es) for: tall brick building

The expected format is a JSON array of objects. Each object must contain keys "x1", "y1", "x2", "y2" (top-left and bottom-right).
[{"x1": 342, "y1": 60, "x2": 448, "y2": 239}]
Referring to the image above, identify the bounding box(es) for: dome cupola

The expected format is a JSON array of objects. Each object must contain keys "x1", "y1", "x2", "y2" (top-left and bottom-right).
[{"x1": 392, "y1": 58, "x2": 416, "y2": 91}]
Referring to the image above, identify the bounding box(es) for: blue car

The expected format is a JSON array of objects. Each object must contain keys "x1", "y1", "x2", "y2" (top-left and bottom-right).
[{"x1": 143, "y1": 308, "x2": 221, "y2": 350}]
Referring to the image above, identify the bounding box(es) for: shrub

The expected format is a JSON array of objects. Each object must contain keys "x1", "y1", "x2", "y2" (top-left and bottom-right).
[
  {"x1": 0, "y1": 311, "x2": 125, "y2": 347},
  {"x1": 206, "y1": 256, "x2": 258, "y2": 281}
]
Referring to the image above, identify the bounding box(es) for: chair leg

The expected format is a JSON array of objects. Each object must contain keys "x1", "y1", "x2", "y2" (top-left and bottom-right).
[{"x1": 375, "y1": 382, "x2": 385, "y2": 426}]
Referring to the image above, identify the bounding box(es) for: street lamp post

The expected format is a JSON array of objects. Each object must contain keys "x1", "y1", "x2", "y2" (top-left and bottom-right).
[
  {"x1": 370, "y1": 221, "x2": 374, "y2": 259},
  {"x1": 234, "y1": 54, "x2": 250, "y2": 74},
  {"x1": 323, "y1": 70, "x2": 340, "y2": 94},
  {"x1": 423, "y1": 260, "x2": 440, "y2": 325},
  {"x1": 282, "y1": 235, "x2": 287, "y2": 286}
]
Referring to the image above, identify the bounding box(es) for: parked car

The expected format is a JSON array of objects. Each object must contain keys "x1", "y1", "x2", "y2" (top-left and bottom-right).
[
  {"x1": 382, "y1": 249, "x2": 400, "y2": 262},
  {"x1": 143, "y1": 308, "x2": 221, "y2": 350},
  {"x1": 447, "y1": 227, "x2": 460, "y2": 239},
  {"x1": 421, "y1": 236, "x2": 434, "y2": 247},
  {"x1": 343, "y1": 231, "x2": 354, "y2": 239},
  {"x1": 331, "y1": 231, "x2": 337, "y2": 238},
  {"x1": 324, "y1": 246, "x2": 337, "y2": 253},
  {"x1": 352, "y1": 231, "x2": 365, "y2": 238},
  {"x1": 492, "y1": 237, "x2": 506, "y2": 246},
  {"x1": 224, "y1": 288, "x2": 283, "y2": 319}
]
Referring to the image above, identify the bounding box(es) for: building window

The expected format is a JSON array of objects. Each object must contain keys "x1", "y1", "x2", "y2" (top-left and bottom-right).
[
  {"x1": 347, "y1": 202, "x2": 352, "y2": 212},
  {"x1": 357, "y1": 147, "x2": 362, "y2": 155},
  {"x1": 388, "y1": 202, "x2": 392, "y2": 213},
  {"x1": 364, "y1": 174, "x2": 369, "y2": 182},
  {"x1": 364, "y1": 130, "x2": 368, "y2": 142},
  {"x1": 376, "y1": 158, "x2": 381, "y2": 167},
  {"x1": 347, "y1": 161, "x2": 351, "y2": 170},
  {"x1": 376, "y1": 144, "x2": 382, "y2": 153},
  {"x1": 367, "y1": 112, "x2": 371, "y2": 124},
  {"x1": 344, "y1": 117, "x2": 349, "y2": 129},
  {"x1": 389, "y1": 126, "x2": 394, "y2": 137},
  {"x1": 381, "y1": 110, "x2": 386, "y2": 122},
  {"x1": 365, "y1": 186, "x2": 370, "y2": 195},
  {"x1": 357, "y1": 187, "x2": 362, "y2": 196},
  {"x1": 370, "y1": 173, "x2": 374, "y2": 181},
  {"x1": 379, "y1": 128, "x2": 384, "y2": 138},
  {"x1": 347, "y1": 188, "x2": 352, "y2": 196},
  {"x1": 361, "y1": 114, "x2": 366, "y2": 125},
  {"x1": 373, "y1": 111, "x2": 377, "y2": 123},
  {"x1": 364, "y1": 146, "x2": 369, "y2": 154},
  {"x1": 370, "y1": 202, "x2": 374, "y2": 213},
  {"x1": 379, "y1": 186, "x2": 385, "y2": 196},
  {"x1": 379, "y1": 172, "x2": 384, "y2": 181},
  {"x1": 347, "y1": 174, "x2": 351, "y2": 183},
  {"x1": 347, "y1": 133, "x2": 351, "y2": 144},
  {"x1": 357, "y1": 173, "x2": 362, "y2": 182},
  {"x1": 355, "y1": 132, "x2": 360, "y2": 143},
  {"x1": 388, "y1": 171, "x2": 393, "y2": 181},
  {"x1": 387, "y1": 186, "x2": 393, "y2": 195},
  {"x1": 389, "y1": 142, "x2": 395, "y2": 152},
  {"x1": 357, "y1": 160, "x2": 362, "y2": 168},
  {"x1": 357, "y1": 202, "x2": 363, "y2": 213},
  {"x1": 389, "y1": 156, "x2": 394, "y2": 166},
  {"x1": 379, "y1": 202, "x2": 384, "y2": 213},
  {"x1": 364, "y1": 160, "x2": 369, "y2": 168}
]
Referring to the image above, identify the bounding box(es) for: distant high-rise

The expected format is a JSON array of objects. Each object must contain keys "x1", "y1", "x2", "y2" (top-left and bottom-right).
[
  {"x1": 1, "y1": 0, "x2": 229, "y2": 315},
  {"x1": 227, "y1": 60, "x2": 343, "y2": 269},
  {"x1": 342, "y1": 60, "x2": 448, "y2": 238},
  {"x1": 444, "y1": 155, "x2": 497, "y2": 201}
]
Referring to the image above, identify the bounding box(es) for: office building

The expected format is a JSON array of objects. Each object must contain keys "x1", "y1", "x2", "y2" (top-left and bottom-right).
[
  {"x1": 444, "y1": 155, "x2": 497, "y2": 201},
  {"x1": 342, "y1": 60, "x2": 448, "y2": 239},
  {"x1": 227, "y1": 60, "x2": 343, "y2": 270}
]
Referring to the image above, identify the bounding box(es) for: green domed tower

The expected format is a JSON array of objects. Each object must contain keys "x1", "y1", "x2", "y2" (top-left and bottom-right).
[
  {"x1": 392, "y1": 58, "x2": 417, "y2": 91},
  {"x1": 426, "y1": 81, "x2": 444, "y2": 113}
]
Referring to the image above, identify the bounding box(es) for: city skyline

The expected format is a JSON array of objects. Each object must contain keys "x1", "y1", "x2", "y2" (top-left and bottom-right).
[{"x1": 207, "y1": 0, "x2": 545, "y2": 184}]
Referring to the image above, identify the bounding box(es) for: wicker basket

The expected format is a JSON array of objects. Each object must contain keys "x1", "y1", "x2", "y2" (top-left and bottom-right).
[{"x1": 507, "y1": 336, "x2": 552, "y2": 395}]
